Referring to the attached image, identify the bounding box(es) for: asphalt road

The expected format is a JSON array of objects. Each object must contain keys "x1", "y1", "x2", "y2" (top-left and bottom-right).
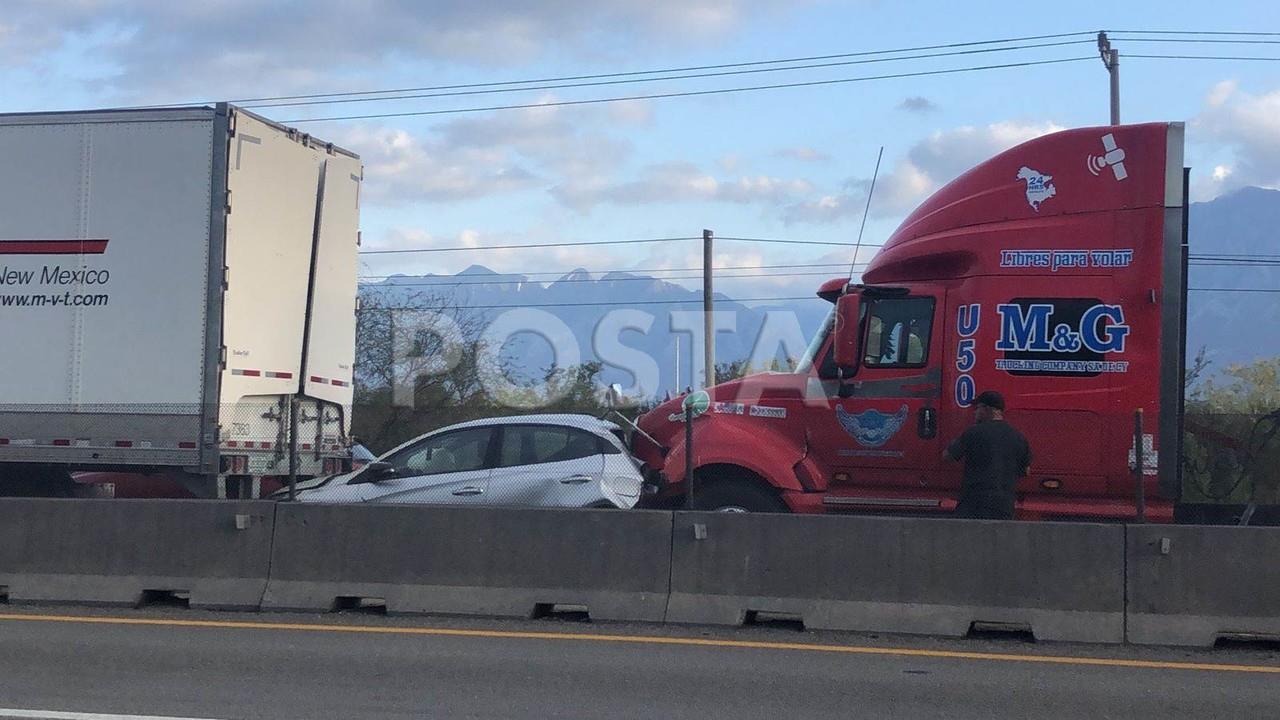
[{"x1": 0, "y1": 607, "x2": 1277, "y2": 719}]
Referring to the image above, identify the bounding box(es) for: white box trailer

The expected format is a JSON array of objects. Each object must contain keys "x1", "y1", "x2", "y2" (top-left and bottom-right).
[{"x1": 0, "y1": 104, "x2": 361, "y2": 497}]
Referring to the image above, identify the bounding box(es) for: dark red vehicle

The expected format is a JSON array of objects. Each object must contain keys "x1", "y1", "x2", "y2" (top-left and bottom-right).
[{"x1": 635, "y1": 122, "x2": 1189, "y2": 521}]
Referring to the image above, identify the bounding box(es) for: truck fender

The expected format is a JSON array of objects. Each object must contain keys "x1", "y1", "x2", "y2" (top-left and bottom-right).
[{"x1": 661, "y1": 420, "x2": 820, "y2": 493}]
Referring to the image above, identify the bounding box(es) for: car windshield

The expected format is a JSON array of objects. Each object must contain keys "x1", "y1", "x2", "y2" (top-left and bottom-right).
[{"x1": 795, "y1": 306, "x2": 834, "y2": 374}]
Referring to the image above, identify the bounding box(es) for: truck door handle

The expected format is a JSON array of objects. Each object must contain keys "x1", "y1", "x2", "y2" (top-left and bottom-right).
[
  {"x1": 452, "y1": 486, "x2": 484, "y2": 496},
  {"x1": 560, "y1": 475, "x2": 593, "y2": 484},
  {"x1": 917, "y1": 407, "x2": 938, "y2": 439}
]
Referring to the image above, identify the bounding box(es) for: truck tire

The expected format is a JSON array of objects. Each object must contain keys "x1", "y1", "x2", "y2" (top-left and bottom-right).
[{"x1": 691, "y1": 478, "x2": 790, "y2": 513}]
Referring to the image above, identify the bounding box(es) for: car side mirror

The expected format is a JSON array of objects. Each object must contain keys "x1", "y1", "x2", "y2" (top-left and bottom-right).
[
  {"x1": 833, "y1": 292, "x2": 863, "y2": 373},
  {"x1": 350, "y1": 461, "x2": 394, "y2": 485}
]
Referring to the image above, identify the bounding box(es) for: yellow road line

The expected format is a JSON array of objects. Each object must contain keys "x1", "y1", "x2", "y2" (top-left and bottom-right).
[{"x1": 0, "y1": 612, "x2": 1276, "y2": 674}]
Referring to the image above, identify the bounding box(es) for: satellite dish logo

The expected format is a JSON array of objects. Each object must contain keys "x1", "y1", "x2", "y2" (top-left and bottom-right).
[{"x1": 1087, "y1": 133, "x2": 1128, "y2": 181}]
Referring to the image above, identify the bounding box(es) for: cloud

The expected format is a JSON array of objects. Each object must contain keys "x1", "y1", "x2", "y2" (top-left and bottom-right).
[
  {"x1": 1193, "y1": 81, "x2": 1280, "y2": 196},
  {"x1": 898, "y1": 96, "x2": 938, "y2": 113},
  {"x1": 328, "y1": 99, "x2": 635, "y2": 206},
  {"x1": 775, "y1": 146, "x2": 830, "y2": 162},
  {"x1": 904, "y1": 121, "x2": 1064, "y2": 186},
  {"x1": 439, "y1": 99, "x2": 632, "y2": 179},
  {"x1": 3, "y1": 1, "x2": 804, "y2": 99},
  {"x1": 554, "y1": 161, "x2": 813, "y2": 211},
  {"x1": 364, "y1": 227, "x2": 621, "y2": 277},
  {"x1": 784, "y1": 120, "x2": 1063, "y2": 224},
  {"x1": 334, "y1": 125, "x2": 540, "y2": 205}
]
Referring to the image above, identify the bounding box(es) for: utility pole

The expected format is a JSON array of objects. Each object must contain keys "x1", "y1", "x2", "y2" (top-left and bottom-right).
[
  {"x1": 702, "y1": 228, "x2": 715, "y2": 389},
  {"x1": 1098, "y1": 31, "x2": 1120, "y2": 125}
]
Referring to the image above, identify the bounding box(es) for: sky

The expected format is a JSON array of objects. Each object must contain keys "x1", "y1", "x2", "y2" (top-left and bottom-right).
[{"x1": 2, "y1": 0, "x2": 1278, "y2": 303}]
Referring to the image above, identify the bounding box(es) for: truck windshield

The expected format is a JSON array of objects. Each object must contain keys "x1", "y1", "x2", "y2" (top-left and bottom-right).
[{"x1": 795, "y1": 307, "x2": 834, "y2": 374}]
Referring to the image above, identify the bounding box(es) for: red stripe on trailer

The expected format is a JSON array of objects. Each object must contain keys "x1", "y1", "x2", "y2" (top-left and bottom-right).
[
  {"x1": 301, "y1": 443, "x2": 313, "y2": 450},
  {"x1": 0, "y1": 439, "x2": 8, "y2": 445},
  {"x1": 0, "y1": 239, "x2": 109, "y2": 255},
  {"x1": 310, "y1": 376, "x2": 325, "y2": 383},
  {"x1": 232, "y1": 369, "x2": 262, "y2": 377},
  {"x1": 258, "y1": 442, "x2": 272, "y2": 449},
  {"x1": 225, "y1": 440, "x2": 239, "y2": 448},
  {"x1": 52, "y1": 439, "x2": 71, "y2": 446},
  {"x1": 114, "y1": 440, "x2": 133, "y2": 448},
  {"x1": 265, "y1": 371, "x2": 294, "y2": 379},
  {"x1": 331, "y1": 379, "x2": 350, "y2": 387},
  {"x1": 179, "y1": 441, "x2": 197, "y2": 449}
]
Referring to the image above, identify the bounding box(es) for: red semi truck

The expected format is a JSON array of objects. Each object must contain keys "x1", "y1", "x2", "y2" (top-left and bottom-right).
[{"x1": 633, "y1": 121, "x2": 1192, "y2": 522}]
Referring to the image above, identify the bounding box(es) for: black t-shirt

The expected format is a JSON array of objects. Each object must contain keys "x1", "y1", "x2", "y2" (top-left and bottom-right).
[{"x1": 946, "y1": 419, "x2": 1031, "y2": 516}]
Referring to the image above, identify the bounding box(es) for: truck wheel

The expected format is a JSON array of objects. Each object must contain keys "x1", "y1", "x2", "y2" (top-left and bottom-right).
[{"x1": 691, "y1": 478, "x2": 790, "y2": 513}]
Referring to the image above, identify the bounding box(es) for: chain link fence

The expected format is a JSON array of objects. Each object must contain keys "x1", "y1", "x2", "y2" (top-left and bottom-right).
[
  {"x1": 5, "y1": 399, "x2": 1280, "y2": 523},
  {"x1": 1180, "y1": 411, "x2": 1280, "y2": 522}
]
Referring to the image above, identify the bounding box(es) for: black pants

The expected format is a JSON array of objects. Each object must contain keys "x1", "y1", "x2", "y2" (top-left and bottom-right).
[{"x1": 955, "y1": 494, "x2": 1014, "y2": 520}]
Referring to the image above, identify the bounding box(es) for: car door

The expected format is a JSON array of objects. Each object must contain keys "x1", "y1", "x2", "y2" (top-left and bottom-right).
[
  {"x1": 488, "y1": 424, "x2": 606, "y2": 507},
  {"x1": 358, "y1": 426, "x2": 494, "y2": 504}
]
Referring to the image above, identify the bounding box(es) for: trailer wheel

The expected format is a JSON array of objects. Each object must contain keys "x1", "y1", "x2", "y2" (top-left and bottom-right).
[{"x1": 691, "y1": 475, "x2": 790, "y2": 513}]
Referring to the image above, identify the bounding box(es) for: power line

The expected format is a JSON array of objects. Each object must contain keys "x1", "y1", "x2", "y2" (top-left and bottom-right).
[
  {"x1": 1113, "y1": 37, "x2": 1280, "y2": 45},
  {"x1": 247, "y1": 40, "x2": 1093, "y2": 110},
  {"x1": 355, "y1": 257, "x2": 1270, "y2": 283},
  {"x1": 378, "y1": 296, "x2": 818, "y2": 311},
  {"x1": 360, "y1": 270, "x2": 856, "y2": 289},
  {"x1": 284, "y1": 56, "x2": 1094, "y2": 123},
  {"x1": 1128, "y1": 54, "x2": 1280, "y2": 62},
  {"x1": 1189, "y1": 253, "x2": 1280, "y2": 259},
  {"x1": 380, "y1": 288, "x2": 1280, "y2": 309},
  {"x1": 360, "y1": 236, "x2": 866, "y2": 255},
  {"x1": 358, "y1": 262, "x2": 1270, "y2": 288},
  {"x1": 359, "y1": 261, "x2": 854, "y2": 280},
  {"x1": 362, "y1": 237, "x2": 691, "y2": 254},
  {"x1": 141, "y1": 31, "x2": 1100, "y2": 109},
  {"x1": 1189, "y1": 287, "x2": 1280, "y2": 294},
  {"x1": 1109, "y1": 30, "x2": 1280, "y2": 36}
]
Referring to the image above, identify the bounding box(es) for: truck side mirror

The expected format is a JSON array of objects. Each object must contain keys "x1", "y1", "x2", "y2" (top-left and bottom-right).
[{"x1": 833, "y1": 292, "x2": 863, "y2": 372}]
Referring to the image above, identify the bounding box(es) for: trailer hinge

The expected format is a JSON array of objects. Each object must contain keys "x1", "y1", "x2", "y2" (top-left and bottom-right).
[
  {"x1": 222, "y1": 265, "x2": 230, "y2": 290},
  {"x1": 219, "y1": 346, "x2": 228, "y2": 368},
  {"x1": 225, "y1": 189, "x2": 232, "y2": 215},
  {"x1": 228, "y1": 111, "x2": 237, "y2": 137}
]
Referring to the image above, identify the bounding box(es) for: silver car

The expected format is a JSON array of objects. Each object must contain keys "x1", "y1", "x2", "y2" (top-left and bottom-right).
[{"x1": 292, "y1": 415, "x2": 643, "y2": 509}]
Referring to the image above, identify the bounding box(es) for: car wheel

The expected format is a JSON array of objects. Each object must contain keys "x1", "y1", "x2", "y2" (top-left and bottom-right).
[{"x1": 690, "y1": 478, "x2": 790, "y2": 513}]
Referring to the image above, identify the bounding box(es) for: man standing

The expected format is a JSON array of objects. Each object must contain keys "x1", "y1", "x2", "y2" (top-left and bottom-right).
[{"x1": 944, "y1": 391, "x2": 1031, "y2": 520}]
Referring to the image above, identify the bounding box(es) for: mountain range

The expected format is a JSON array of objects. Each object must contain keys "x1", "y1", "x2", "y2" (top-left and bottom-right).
[{"x1": 364, "y1": 186, "x2": 1279, "y2": 398}]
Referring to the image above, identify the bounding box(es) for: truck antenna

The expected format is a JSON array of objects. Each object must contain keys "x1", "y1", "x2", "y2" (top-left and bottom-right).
[{"x1": 849, "y1": 145, "x2": 884, "y2": 282}]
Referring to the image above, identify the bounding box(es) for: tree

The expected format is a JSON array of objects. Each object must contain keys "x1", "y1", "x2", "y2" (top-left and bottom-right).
[
  {"x1": 352, "y1": 289, "x2": 489, "y2": 451},
  {"x1": 351, "y1": 290, "x2": 615, "y2": 452},
  {"x1": 1183, "y1": 355, "x2": 1280, "y2": 504}
]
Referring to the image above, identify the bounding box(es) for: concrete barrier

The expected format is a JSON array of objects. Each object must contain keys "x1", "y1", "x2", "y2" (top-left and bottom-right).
[
  {"x1": 0, "y1": 498, "x2": 274, "y2": 609},
  {"x1": 667, "y1": 512, "x2": 1125, "y2": 643},
  {"x1": 263, "y1": 504, "x2": 672, "y2": 622},
  {"x1": 1126, "y1": 524, "x2": 1280, "y2": 646}
]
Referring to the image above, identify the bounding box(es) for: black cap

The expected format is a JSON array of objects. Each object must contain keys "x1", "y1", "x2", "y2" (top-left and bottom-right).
[{"x1": 974, "y1": 390, "x2": 1005, "y2": 411}]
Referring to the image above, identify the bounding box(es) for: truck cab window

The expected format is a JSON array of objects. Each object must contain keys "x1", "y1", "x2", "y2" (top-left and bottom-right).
[{"x1": 864, "y1": 297, "x2": 934, "y2": 368}]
